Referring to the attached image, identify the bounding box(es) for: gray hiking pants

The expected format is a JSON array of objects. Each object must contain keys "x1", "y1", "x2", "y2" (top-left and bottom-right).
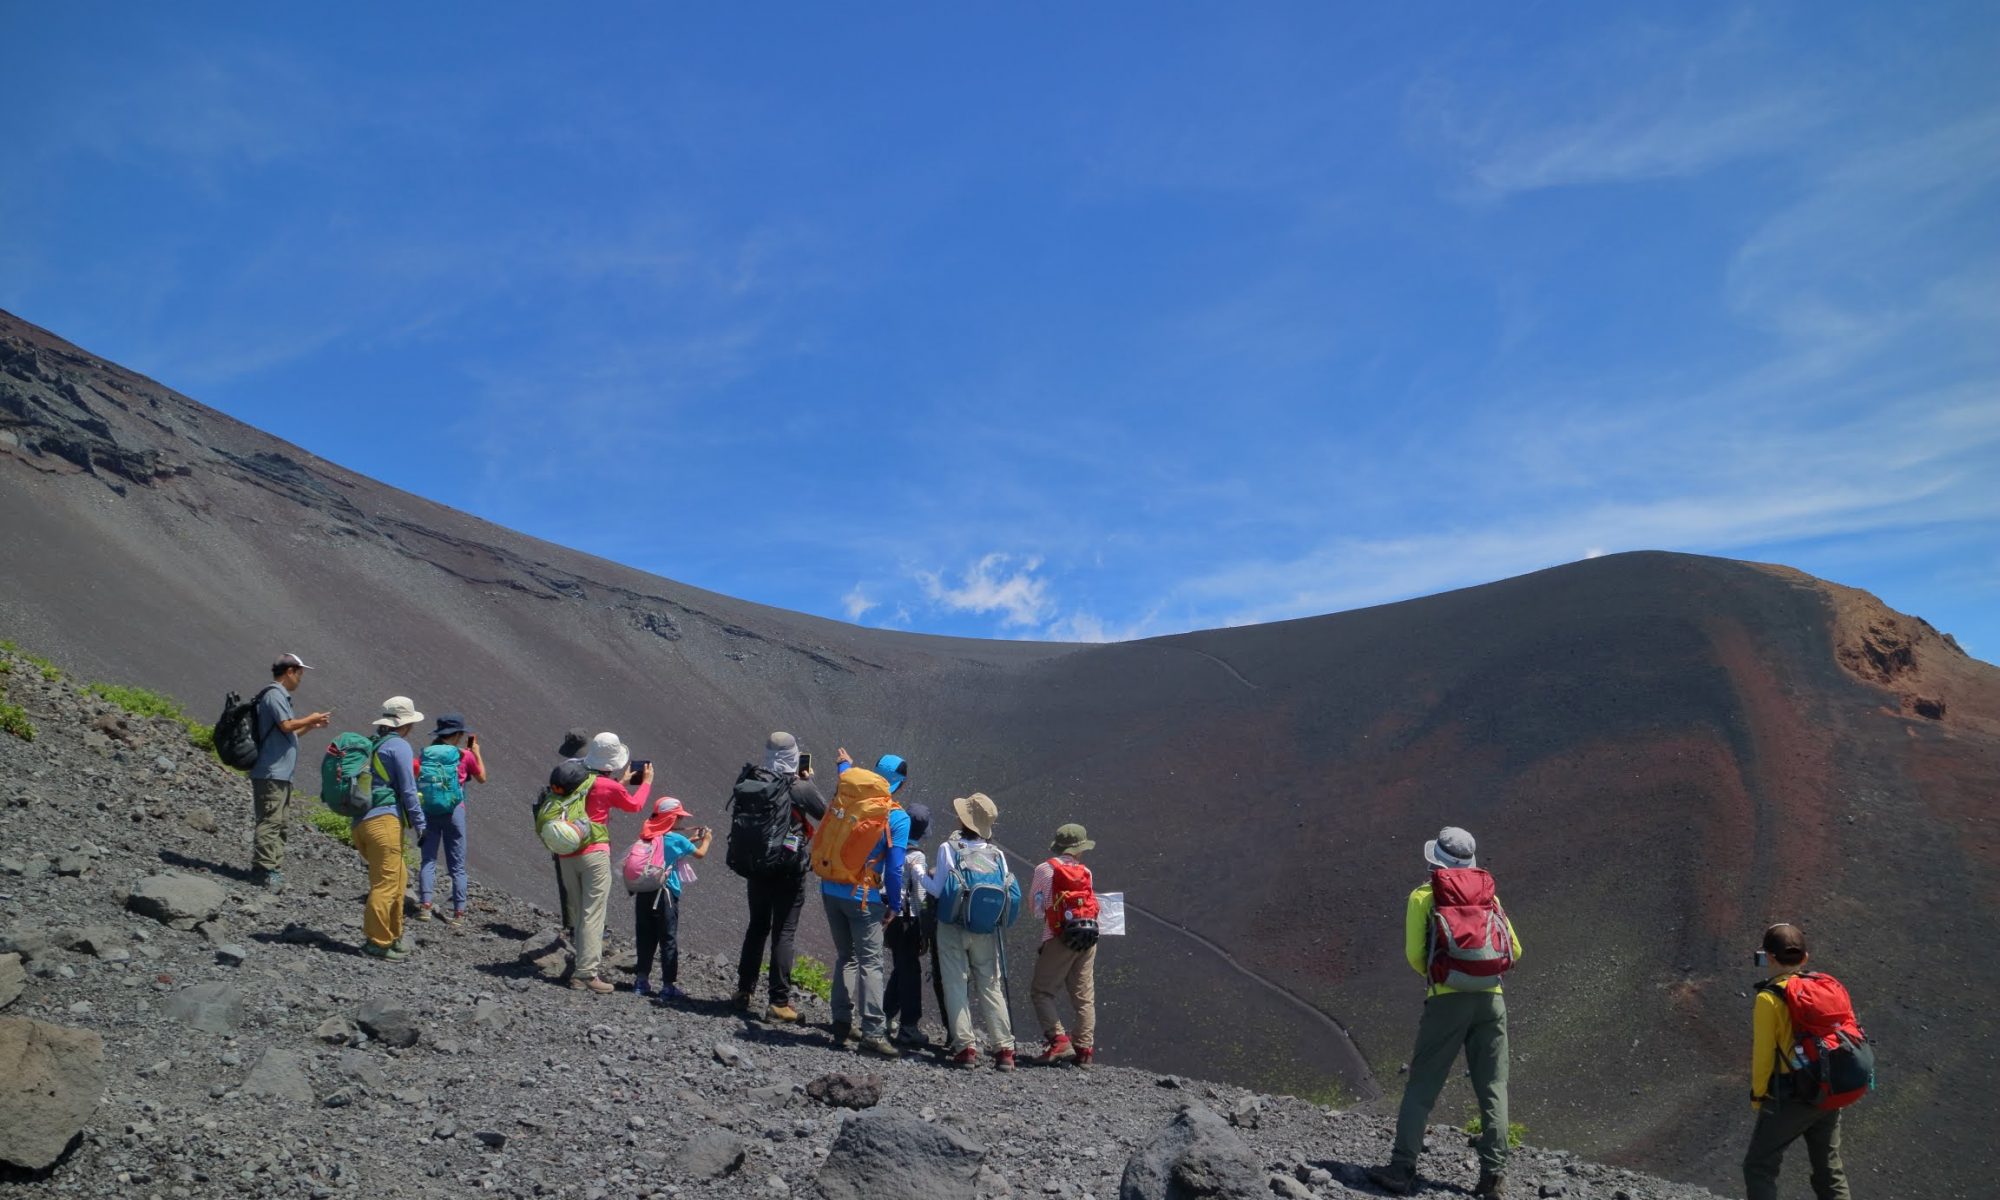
[
  {"x1": 822, "y1": 893, "x2": 888, "y2": 1038},
  {"x1": 1391, "y1": 991, "x2": 1510, "y2": 1175}
]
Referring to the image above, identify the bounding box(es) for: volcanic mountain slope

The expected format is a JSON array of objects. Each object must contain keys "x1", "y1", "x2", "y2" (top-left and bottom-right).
[{"x1": 4, "y1": 306, "x2": 1997, "y2": 1194}]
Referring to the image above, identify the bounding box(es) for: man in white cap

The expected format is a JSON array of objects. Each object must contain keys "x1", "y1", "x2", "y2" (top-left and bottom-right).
[
  {"x1": 356, "y1": 697, "x2": 428, "y2": 960},
  {"x1": 1367, "y1": 826, "x2": 1523, "y2": 1198},
  {"x1": 247, "y1": 653, "x2": 331, "y2": 891}
]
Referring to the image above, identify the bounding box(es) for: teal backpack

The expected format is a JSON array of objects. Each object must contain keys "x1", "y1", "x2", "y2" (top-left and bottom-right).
[
  {"x1": 320, "y1": 732, "x2": 387, "y2": 820},
  {"x1": 417, "y1": 744, "x2": 465, "y2": 816}
]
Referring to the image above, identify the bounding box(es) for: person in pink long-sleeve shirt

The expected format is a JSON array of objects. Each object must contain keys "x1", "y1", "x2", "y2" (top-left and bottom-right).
[{"x1": 561, "y1": 732, "x2": 652, "y2": 992}]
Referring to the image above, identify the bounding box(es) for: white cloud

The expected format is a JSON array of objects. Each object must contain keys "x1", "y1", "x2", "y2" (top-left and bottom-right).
[
  {"x1": 915, "y1": 554, "x2": 1052, "y2": 628},
  {"x1": 840, "y1": 584, "x2": 877, "y2": 623}
]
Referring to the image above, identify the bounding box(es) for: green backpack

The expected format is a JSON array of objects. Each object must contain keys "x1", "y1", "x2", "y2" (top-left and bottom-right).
[
  {"x1": 321, "y1": 732, "x2": 387, "y2": 820},
  {"x1": 418, "y1": 745, "x2": 466, "y2": 816}
]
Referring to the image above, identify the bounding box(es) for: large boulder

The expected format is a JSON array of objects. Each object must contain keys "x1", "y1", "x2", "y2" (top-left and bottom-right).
[
  {"x1": 244, "y1": 1048, "x2": 315, "y2": 1102},
  {"x1": 165, "y1": 981, "x2": 244, "y2": 1035},
  {"x1": 682, "y1": 1131, "x2": 751, "y2": 1180},
  {"x1": 1120, "y1": 1105, "x2": 1267, "y2": 1200},
  {"x1": 356, "y1": 999, "x2": 420, "y2": 1049},
  {"x1": 127, "y1": 872, "x2": 226, "y2": 927},
  {"x1": 817, "y1": 1109, "x2": 986, "y2": 1200},
  {"x1": 806, "y1": 1072, "x2": 884, "y2": 1109},
  {"x1": 0, "y1": 952, "x2": 24, "y2": 1009},
  {"x1": 0, "y1": 1017, "x2": 104, "y2": 1170}
]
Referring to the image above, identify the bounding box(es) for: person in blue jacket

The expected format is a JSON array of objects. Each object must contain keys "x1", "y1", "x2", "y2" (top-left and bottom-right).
[{"x1": 822, "y1": 748, "x2": 912, "y2": 1057}]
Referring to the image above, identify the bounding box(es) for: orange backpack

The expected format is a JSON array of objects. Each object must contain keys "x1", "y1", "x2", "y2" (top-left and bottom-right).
[{"x1": 810, "y1": 768, "x2": 899, "y2": 895}]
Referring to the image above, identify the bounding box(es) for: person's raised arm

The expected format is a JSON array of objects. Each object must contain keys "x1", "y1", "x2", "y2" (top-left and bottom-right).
[{"x1": 464, "y1": 734, "x2": 488, "y2": 784}]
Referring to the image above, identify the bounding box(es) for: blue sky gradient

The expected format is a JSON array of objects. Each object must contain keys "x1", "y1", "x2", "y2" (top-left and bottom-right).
[{"x1": 4, "y1": 4, "x2": 1997, "y2": 653}]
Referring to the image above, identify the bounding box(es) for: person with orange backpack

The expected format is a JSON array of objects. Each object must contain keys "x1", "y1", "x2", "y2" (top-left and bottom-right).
[
  {"x1": 1028, "y1": 823, "x2": 1101, "y2": 1067},
  {"x1": 1744, "y1": 922, "x2": 1867, "y2": 1200},
  {"x1": 1366, "y1": 826, "x2": 1521, "y2": 1198},
  {"x1": 809, "y1": 747, "x2": 912, "y2": 1058}
]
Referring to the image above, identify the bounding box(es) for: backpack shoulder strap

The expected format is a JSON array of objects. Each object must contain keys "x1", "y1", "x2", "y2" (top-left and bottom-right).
[{"x1": 250, "y1": 683, "x2": 284, "y2": 747}]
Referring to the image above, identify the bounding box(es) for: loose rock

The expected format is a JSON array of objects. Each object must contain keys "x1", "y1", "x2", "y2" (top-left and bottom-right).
[
  {"x1": 818, "y1": 1108, "x2": 987, "y2": 1200},
  {"x1": 1120, "y1": 1105, "x2": 1266, "y2": 1200},
  {"x1": 164, "y1": 981, "x2": 244, "y2": 1035},
  {"x1": 126, "y1": 872, "x2": 226, "y2": 927},
  {"x1": 0, "y1": 1016, "x2": 105, "y2": 1170},
  {"x1": 806, "y1": 1072, "x2": 885, "y2": 1110}
]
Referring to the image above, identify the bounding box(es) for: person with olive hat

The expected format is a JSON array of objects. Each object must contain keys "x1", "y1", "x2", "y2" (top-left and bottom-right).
[
  {"x1": 357, "y1": 697, "x2": 428, "y2": 961},
  {"x1": 1029, "y1": 822, "x2": 1101, "y2": 1067}
]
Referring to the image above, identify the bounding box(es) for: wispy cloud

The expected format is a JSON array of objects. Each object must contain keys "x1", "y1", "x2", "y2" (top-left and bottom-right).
[
  {"x1": 840, "y1": 584, "x2": 877, "y2": 623},
  {"x1": 915, "y1": 554, "x2": 1053, "y2": 629}
]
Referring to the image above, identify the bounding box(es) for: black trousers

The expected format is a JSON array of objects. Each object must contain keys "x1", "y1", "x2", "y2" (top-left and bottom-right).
[
  {"x1": 737, "y1": 872, "x2": 807, "y2": 1004},
  {"x1": 885, "y1": 912, "x2": 926, "y2": 1029},
  {"x1": 633, "y1": 887, "x2": 680, "y2": 987}
]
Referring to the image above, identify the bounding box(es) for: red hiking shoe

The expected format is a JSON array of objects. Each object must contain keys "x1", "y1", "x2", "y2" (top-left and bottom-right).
[
  {"x1": 1032, "y1": 1035, "x2": 1076, "y2": 1065},
  {"x1": 950, "y1": 1047, "x2": 979, "y2": 1068},
  {"x1": 1074, "y1": 1047, "x2": 1095, "y2": 1069},
  {"x1": 994, "y1": 1049, "x2": 1017, "y2": 1072}
]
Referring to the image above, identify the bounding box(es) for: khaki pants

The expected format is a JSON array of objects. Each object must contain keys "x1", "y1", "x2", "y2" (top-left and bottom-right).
[
  {"x1": 1392, "y1": 991, "x2": 1510, "y2": 1175},
  {"x1": 1744, "y1": 1099, "x2": 1849, "y2": 1200},
  {"x1": 559, "y1": 851, "x2": 612, "y2": 979},
  {"x1": 251, "y1": 779, "x2": 294, "y2": 872},
  {"x1": 353, "y1": 812, "x2": 405, "y2": 950},
  {"x1": 1030, "y1": 938, "x2": 1096, "y2": 1049},
  {"x1": 936, "y1": 921, "x2": 1014, "y2": 1053}
]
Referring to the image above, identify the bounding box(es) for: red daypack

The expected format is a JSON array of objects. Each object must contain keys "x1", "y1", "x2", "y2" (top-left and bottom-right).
[
  {"x1": 1768, "y1": 971, "x2": 1876, "y2": 1110},
  {"x1": 1425, "y1": 868, "x2": 1515, "y2": 990},
  {"x1": 1045, "y1": 858, "x2": 1100, "y2": 950}
]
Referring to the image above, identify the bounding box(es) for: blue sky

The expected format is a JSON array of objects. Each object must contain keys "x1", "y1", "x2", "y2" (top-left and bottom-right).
[{"x1": 4, "y1": 4, "x2": 1997, "y2": 654}]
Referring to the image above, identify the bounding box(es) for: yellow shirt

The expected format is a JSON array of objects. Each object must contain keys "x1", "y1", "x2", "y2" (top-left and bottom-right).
[
  {"x1": 1404, "y1": 882, "x2": 1522, "y2": 998},
  {"x1": 1751, "y1": 974, "x2": 1798, "y2": 1106}
]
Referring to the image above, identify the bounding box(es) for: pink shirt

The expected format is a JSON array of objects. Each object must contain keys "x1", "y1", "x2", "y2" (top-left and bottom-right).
[
  {"x1": 457, "y1": 747, "x2": 483, "y2": 785},
  {"x1": 575, "y1": 774, "x2": 650, "y2": 855}
]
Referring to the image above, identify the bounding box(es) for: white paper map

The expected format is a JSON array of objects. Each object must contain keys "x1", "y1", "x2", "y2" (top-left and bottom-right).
[{"x1": 1098, "y1": 892, "x2": 1126, "y2": 935}]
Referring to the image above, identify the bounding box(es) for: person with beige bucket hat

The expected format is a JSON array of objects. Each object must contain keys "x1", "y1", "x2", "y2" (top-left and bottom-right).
[
  {"x1": 355, "y1": 696, "x2": 428, "y2": 961},
  {"x1": 922, "y1": 791, "x2": 1022, "y2": 1070}
]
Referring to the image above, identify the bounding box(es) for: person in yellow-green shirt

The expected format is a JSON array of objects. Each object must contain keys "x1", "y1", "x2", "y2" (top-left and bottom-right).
[
  {"x1": 1744, "y1": 923, "x2": 1850, "y2": 1200},
  {"x1": 1367, "y1": 826, "x2": 1521, "y2": 1198}
]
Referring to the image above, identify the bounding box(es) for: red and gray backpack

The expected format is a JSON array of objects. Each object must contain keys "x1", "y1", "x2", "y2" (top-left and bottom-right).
[
  {"x1": 1764, "y1": 971, "x2": 1876, "y2": 1109},
  {"x1": 1046, "y1": 858, "x2": 1100, "y2": 951},
  {"x1": 1425, "y1": 867, "x2": 1515, "y2": 990}
]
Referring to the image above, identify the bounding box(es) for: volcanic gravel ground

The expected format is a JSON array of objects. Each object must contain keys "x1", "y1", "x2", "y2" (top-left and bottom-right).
[{"x1": 0, "y1": 664, "x2": 1729, "y2": 1200}]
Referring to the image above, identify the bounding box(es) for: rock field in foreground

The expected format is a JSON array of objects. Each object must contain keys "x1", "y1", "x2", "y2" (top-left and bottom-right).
[{"x1": 0, "y1": 662, "x2": 1725, "y2": 1198}]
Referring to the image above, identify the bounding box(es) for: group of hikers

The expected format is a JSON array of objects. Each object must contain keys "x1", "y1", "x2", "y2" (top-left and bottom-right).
[{"x1": 220, "y1": 654, "x2": 1869, "y2": 1199}]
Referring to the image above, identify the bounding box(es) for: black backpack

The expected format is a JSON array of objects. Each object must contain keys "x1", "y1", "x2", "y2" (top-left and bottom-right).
[
  {"x1": 725, "y1": 767, "x2": 804, "y2": 878},
  {"x1": 213, "y1": 684, "x2": 280, "y2": 770}
]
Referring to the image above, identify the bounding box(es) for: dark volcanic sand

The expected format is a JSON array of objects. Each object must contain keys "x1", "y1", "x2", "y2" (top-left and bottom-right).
[{"x1": 3, "y1": 307, "x2": 1997, "y2": 1194}]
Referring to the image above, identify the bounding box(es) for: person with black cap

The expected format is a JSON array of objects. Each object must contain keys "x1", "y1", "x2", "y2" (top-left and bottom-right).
[
  {"x1": 1366, "y1": 826, "x2": 1522, "y2": 1198},
  {"x1": 246, "y1": 652, "x2": 331, "y2": 891},
  {"x1": 415, "y1": 713, "x2": 488, "y2": 922},
  {"x1": 542, "y1": 729, "x2": 589, "y2": 954}
]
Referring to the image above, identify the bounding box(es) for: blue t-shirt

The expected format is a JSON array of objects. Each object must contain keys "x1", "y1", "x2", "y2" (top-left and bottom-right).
[
  {"x1": 658, "y1": 832, "x2": 697, "y2": 897},
  {"x1": 247, "y1": 684, "x2": 297, "y2": 782}
]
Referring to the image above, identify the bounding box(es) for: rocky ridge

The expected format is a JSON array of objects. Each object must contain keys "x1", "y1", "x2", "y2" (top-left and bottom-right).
[{"x1": 0, "y1": 655, "x2": 1732, "y2": 1199}]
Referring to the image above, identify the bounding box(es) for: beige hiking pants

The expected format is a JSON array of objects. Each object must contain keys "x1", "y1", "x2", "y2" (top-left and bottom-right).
[{"x1": 1030, "y1": 938, "x2": 1096, "y2": 1049}]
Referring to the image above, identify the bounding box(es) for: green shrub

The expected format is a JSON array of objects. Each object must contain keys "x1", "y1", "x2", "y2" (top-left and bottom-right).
[
  {"x1": 793, "y1": 954, "x2": 833, "y2": 1002},
  {"x1": 306, "y1": 802, "x2": 353, "y2": 845},
  {"x1": 39, "y1": 664, "x2": 59, "y2": 682},
  {"x1": 0, "y1": 701, "x2": 34, "y2": 742},
  {"x1": 1464, "y1": 1114, "x2": 1528, "y2": 1149},
  {"x1": 86, "y1": 682, "x2": 190, "y2": 721}
]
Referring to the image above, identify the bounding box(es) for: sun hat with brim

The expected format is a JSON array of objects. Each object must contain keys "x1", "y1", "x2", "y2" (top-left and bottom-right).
[
  {"x1": 582, "y1": 732, "x2": 630, "y2": 774},
  {"x1": 1424, "y1": 826, "x2": 1477, "y2": 869},
  {"x1": 952, "y1": 793, "x2": 997, "y2": 840},
  {"x1": 433, "y1": 713, "x2": 470, "y2": 738},
  {"x1": 1050, "y1": 823, "x2": 1094, "y2": 855},
  {"x1": 642, "y1": 796, "x2": 689, "y2": 840},
  {"x1": 371, "y1": 696, "x2": 424, "y2": 729}
]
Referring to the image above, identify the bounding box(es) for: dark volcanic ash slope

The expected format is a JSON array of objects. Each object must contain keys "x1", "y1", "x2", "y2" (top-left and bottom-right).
[{"x1": 4, "y1": 308, "x2": 1998, "y2": 1195}]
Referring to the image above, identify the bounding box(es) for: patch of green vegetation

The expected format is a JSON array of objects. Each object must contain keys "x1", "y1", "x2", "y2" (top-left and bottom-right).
[
  {"x1": 1464, "y1": 1114, "x2": 1528, "y2": 1150},
  {"x1": 1298, "y1": 1080, "x2": 1351, "y2": 1109},
  {"x1": 306, "y1": 801, "x2": 353, "y2": 845},
  {"x1": 793, "y1": 954, "x2": 833, "y2": 1002},
  {"x1": 0, "y1": 701, "x2": 34, "y2": 742},
  {"x1": 84, "y1": 680, "x2": 220, "y2": 759}
]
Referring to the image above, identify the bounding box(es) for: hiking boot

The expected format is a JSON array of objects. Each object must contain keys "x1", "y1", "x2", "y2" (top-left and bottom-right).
[
  {"x1": 661, "y1": 985, "x2": 688, "y2": 1002},
  {"x1": 418, "y1": 903, "x2": 435, "y2": 921},
  {"x1": 892, "y1": 1026, "x2": 927, "y2": 1047},
  {"x1": 633, "y1": 979, "x2": 654, "y2": 998},
  {"x1": 1364, "y1": 1163, "x2": 1416, "y2": 1195},
  {"x1": 1074, "y1": 1047, "x2": 1095, "y2": 1069},
  {"x1": 994, "y1": 1049, "x2": 1017, "y2": 1072},
  {"x1": 1473, "y1": 1171, "x2": 1506, "y2": 1198},
  {"x1": 450, "y1": 908, "x2": 468, "y2": 923},
  {"x1": 361, "y1": 941, "x2": 408, "y2": 962},
  {"x1": 949, "y1": 1047, "x2": 979, "y2": 1069},
  {"x1": 1032, "y1": 1035, "x2": 1076, "y2": 1065},
  {"x1": 732, "y1": 989, "x2": 755, "y2": 1012},
  {"x1": 828, "y1": 1020, "x2": 853, "y2": 1046},
  {"x1": 258, "y1": 869, "x2": 285, "y2": 893},
  {"x1": 765, "y1": 1004, "x2": 801, "y2": 1023},
  {"x1": 571, "y1": 976, "x2": 615, "y2": 994},
  {"x1": 858, "y1": 1037, "x2": 901, "y2": 1059}
]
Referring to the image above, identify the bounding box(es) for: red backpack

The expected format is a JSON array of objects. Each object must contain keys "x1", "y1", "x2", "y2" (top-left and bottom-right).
[
  {"x1": 1766, "y1": 971, "x2": 1876, "y2": 1110},
  {"x1": 1425, "y1": 868, "x2": 1515, "y2": 990},
  {"x1": 1045, "y1": 858, "x2": 1101, "y2": 950}
]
